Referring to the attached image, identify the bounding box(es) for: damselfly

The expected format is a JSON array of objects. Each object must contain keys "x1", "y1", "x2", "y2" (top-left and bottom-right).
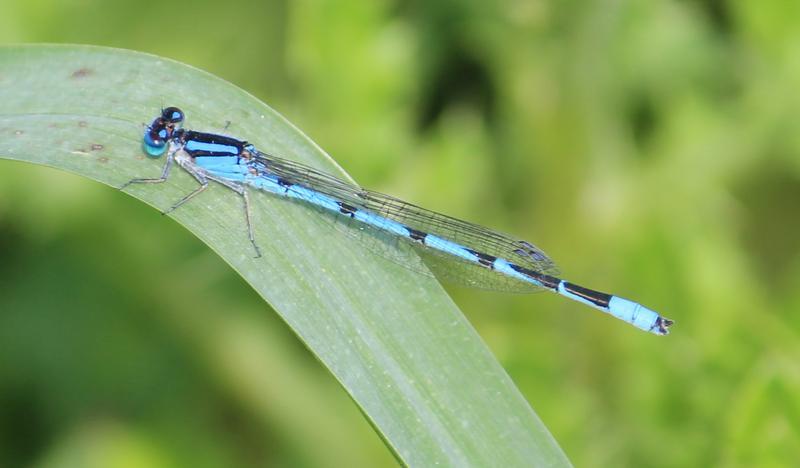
[{"x1": 122, "y1": 107, "x2": 673, "y2": 335}]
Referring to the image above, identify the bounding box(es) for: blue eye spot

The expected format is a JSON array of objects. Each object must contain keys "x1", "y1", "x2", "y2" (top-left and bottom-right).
[{"x1": 162, "y1": 106, "x2": 185, "y2": 124}]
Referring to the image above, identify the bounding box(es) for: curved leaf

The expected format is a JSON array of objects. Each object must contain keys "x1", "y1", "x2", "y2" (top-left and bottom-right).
[{"x1": 0, "y1": 44, "x2": 570, "y2": 467}]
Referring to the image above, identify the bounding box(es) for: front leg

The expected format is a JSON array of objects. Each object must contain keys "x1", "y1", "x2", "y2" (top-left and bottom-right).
[
  {"x1": 121, "y1": 150, "x2": 209, "y2": 216},
  {"x1": 119, "y1": 151, "x2": 175, "y2": 190}
]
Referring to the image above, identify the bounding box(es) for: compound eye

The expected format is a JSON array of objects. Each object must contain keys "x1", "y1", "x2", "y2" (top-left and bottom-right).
[
  {"x1": 143, "y1": 127, "x2": 168, "y2": 158},
  {"x1": 162, "y1": 106, "x2": 185, "y2": 125}
]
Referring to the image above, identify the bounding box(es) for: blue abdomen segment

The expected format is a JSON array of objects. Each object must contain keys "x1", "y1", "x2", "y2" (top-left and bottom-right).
[
  {"x1": 606, "y1": 296, "x2": 665, "y2": 334},
  {"x1": 555, "y1": 280, "x2": 670, "y2": 335},
  {"x1": 244, "y1": 173, "x2": 487, "y2": 265}
]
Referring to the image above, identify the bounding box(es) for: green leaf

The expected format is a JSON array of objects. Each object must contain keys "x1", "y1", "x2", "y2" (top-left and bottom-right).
[{"x1": 0, "y1": 44, "x2": 570, "y2": 466}]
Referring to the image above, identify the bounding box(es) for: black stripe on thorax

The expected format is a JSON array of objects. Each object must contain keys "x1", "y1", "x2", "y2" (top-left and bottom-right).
[{"x1": 182, "y1": 130, "x2": 246, "y2": 157}]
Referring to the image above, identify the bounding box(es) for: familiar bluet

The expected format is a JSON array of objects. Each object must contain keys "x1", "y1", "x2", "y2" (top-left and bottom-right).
[{"x1": 122, "y1": 107, "x2": 673, "y2": 335}]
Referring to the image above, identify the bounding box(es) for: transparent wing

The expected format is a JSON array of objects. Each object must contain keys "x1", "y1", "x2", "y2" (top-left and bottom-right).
[{"x1": 252, "y1": 150, "x2": 560, "y2": 293}]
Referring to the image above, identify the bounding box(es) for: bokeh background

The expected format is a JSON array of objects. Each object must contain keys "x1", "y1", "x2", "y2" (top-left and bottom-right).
[{"x1": 2, "y1": 0, "x2": 799, "y2": 466}]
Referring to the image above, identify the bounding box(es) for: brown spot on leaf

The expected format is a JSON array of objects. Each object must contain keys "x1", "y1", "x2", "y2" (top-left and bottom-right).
[
  {"x1": 91, "y1": 144, "x2": 104, "y2": 151},
  {"x1": 97, "y1": 156, "x2": 109, "y2": 164},
  {"x1": 71, "y1": 68, "x2": 93, "y2": 79},
  {"x1": 78, "y1": 121, "x2": 88, "y2": 128}
]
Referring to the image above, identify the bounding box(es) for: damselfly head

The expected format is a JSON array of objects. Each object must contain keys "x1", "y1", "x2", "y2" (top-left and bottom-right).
[{"x1": 142, "y1": 107, "x2": 185, "y2": 158}]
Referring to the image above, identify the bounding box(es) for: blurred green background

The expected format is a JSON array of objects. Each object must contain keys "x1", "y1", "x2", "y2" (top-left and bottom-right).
[{"x1": 1, "y1": 0, "x2": 799, "y2": 466}]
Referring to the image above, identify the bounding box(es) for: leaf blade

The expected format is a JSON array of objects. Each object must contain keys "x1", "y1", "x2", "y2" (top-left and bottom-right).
[{"x1": 0, "y1": 44, "x2": 570, "y2": 467}]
